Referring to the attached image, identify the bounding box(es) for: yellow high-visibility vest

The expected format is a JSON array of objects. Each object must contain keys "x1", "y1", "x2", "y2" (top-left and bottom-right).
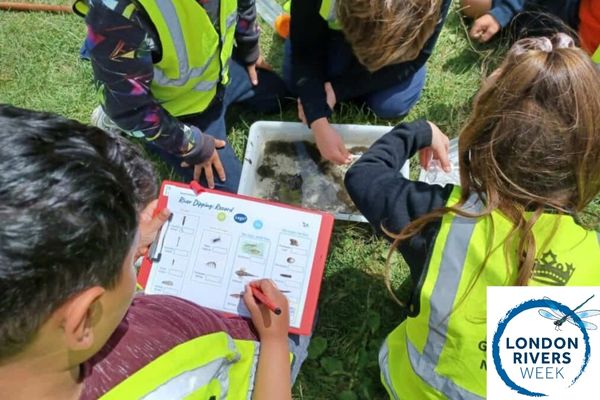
[
  {"x1": 100, "y1": 332, "x2": 259, "y2": 399},
  {"x1": 592, "y1": 45, "x2": 600, "y2": 64},
  {"x1": 73, "y1": 0, "x2": 237, "y2": 117},
  {"x1": 319, "y1": 0, "x2": 342, "y2": 30},
  {"x1": 380, "y1": 187, "x2": 600, "y2": 399}
]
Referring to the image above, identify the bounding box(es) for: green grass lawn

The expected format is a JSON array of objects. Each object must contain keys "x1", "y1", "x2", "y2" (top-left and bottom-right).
[{"x1": 0, "y1": 2, "x2": 541, "y2": 399}]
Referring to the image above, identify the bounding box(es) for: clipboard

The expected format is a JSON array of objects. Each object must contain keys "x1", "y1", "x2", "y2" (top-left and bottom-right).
[{"x1": 138, "y1": 181, "x2": 335, "y2": 335}]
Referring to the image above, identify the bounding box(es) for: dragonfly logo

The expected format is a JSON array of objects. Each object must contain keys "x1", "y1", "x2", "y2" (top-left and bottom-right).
[
  {"x1": 539, "y1": 295, "x2": 599, "y2": 331},
  {"x1": 487, "y1": 287, "x2": 600, "y2": 399}
]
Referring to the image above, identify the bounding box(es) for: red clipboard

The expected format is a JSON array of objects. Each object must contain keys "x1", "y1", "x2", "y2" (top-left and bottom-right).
[{"x1": 138, "y1": 180, "x2": 335, "y2": 335}]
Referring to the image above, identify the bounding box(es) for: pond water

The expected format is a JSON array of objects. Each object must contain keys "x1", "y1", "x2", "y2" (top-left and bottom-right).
[{"x1": 254, "y1": 140, "x2": 368, "y2": 214}]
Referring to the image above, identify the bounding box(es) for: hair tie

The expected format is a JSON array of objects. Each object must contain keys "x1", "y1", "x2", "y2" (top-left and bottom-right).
[
  {"x1": 551, "y1": 32, "x2": 575, "y2": 49},
  {"x1": 512, "y1": 33, "x2": 576, "y2": 56}
]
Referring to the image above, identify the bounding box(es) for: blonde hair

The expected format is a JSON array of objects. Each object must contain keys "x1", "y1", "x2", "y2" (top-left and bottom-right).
[
  {"x1": 337, "y1": 0, "x2": 442, "y2": 72},
  {"x1": 384, "y1": 34, "x2": 600, "y2": 305}
]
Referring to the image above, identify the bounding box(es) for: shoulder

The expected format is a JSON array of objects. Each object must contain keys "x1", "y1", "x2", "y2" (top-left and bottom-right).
[{"x1": 79, "y1": 295, "x2": 257, "y2": 399}]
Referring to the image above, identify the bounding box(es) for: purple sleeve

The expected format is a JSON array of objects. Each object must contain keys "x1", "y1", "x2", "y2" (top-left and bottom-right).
[
  {"x1": 235, "y1": 0, "x2": 260, "y2": 64},
  {"x1": 80, "y1": 295, "x2": 258, "y2": 400},
  {"x1": 85, "y1": 0, "x2": 215, "y2": 164}
]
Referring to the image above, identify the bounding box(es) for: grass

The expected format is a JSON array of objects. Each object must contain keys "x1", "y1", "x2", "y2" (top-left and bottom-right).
[{"x1": 0, "y1": 2, "x2": 512, "y2": 399}]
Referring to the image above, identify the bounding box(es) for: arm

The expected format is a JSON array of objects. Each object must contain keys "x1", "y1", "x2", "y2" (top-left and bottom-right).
[
  {"x1": 345, "y1": 120, "x2": 453, "y2": 235},
  {"x1": 86, "y1": 0, "x2": 215, "y2": 166},
  {"x1": 345, "y1": 121, "x2": 454, "y2": 305},
  {"x1": 488, "y1": 0, "x2": 526, "y2": 28},
  {"x1": 290, "y1": 0, "x2": 331, "y2": 126},
  {"x1": 469, "y1": 0, "x2": 526, "y2": 42},
  {"x1": 330, "y1": 0, "x2": 452, "y2": 101},
  {"x1": 235, "y1": 0, "x2": 260, "y2": 65},
  {"x1": 243, "y1": 280, "x2": 292, "y2": 400},
  {"x1": 252, "y1": 340, "x2": 291, "y2": 400}
]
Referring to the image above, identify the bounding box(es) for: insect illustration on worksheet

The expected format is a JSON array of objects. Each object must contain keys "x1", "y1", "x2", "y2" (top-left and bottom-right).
[{"x1": 538, "y1": 294, "x2": 600, "y2": 331}]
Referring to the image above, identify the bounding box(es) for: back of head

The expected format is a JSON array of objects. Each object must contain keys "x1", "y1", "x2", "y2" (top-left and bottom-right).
[
  {"x1": 337, "y1": 0, "x2": 442, "y2": 71},
  {"x1": 0, "y1": 105, "x2": 142, "y2": 360},
  {"x1": 460, "y1": 33, "x2": 600, "y2": 215},
  {"x1": 384, "y1": 34, "x2": 600, "y2": 300}
]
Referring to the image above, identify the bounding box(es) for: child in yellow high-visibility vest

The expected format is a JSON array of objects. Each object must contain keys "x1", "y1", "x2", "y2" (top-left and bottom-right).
[
  {"x1": 345, "y1": 34, "x2": 600, "y2": 398},
  {"x1": 0, "y1": 106, "x2": 306, "y2": 400}
]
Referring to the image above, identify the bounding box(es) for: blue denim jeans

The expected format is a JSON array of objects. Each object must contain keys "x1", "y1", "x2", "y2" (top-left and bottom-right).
[
  {"x1": 146, "y1": 58, "x2": 288, "y2": 193},
  {"x1": 283, "y1": 37, "x2": 426, "y2": 118},
  {"x1": 288, "y1": 332, "x2": 311, "y2": 384}
]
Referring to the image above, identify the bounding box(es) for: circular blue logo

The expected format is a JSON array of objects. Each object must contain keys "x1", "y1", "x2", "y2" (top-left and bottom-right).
[
  {"x1": 491, "y1": 298, "x2": 591, "y2": 397},
  {"x1": 234, "y1": 213, "x2": 247, "y2": 223}
]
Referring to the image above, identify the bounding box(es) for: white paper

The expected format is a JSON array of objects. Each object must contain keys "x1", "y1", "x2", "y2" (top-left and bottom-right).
[{"x1": 145, "y1": 184, "x2": 323, "y2": 329}]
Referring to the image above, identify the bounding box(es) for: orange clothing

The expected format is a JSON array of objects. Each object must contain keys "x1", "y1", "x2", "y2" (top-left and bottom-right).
[{"x1": 579, "y1": 0, "x2": 600, "y2": 56}]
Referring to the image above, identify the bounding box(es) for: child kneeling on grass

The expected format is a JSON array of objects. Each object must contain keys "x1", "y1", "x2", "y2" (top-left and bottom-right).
[
  {"x1": 345, "y1": 34, "x2": 600, "y2": 398},
  {"x1": 0, "y1": 105, "x2": 300, "y2": 400},
  {"x1": 285, "y1": 0, "x2": 452, "y2": 165}
]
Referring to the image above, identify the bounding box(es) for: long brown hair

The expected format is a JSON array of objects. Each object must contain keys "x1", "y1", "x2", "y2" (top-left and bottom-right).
[
  {"x1": 385, "y1": 34, "x2": 600, "y2": 305},
  {"x1": 337, "y1": 0, "x2": 442, "y2": 72}
]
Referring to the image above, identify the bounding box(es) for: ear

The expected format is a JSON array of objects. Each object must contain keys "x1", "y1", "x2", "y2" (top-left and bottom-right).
[{"x1": 61, "y1": 286, "x2": 105, "y2": 351}]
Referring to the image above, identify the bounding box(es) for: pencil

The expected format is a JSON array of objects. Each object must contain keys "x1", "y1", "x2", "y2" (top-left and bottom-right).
[{"x1": 250, "y1": 285, "x2": 282, "y2": 315}]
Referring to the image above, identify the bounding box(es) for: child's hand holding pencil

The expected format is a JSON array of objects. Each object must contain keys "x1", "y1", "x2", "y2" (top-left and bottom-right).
[
  {"x1": 244, "y1": 279, "x2": 292, "y2": 399},
  {"x1": 243, "y1": 279, "x2": 290, "y2": 341}
]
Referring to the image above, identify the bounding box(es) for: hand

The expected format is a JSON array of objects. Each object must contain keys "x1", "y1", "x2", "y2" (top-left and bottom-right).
[
  {"x1": 181, "y1": 139, "x2": 226, "y2": 189},
  {"x1": 312, "y1": 118, "x2": 352, "y2": 165},
  {"x1": 469, "y1": 14, "x2": 501, "y2": 43},
  {"x1": 246, "y1": 55, "x2": 273, "y2": 86},
  {"x1": 419, "y1": 121, "x2": 451, "y2": 172},
  {"x1": 136, "y1": 200, "x2": 171, "y2": 258},
  {"x1": 243, "y1": 279, "x2": 290, "y2": 343}
]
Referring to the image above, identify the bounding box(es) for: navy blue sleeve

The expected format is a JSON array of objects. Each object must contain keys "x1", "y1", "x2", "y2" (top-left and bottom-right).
[
  {"x1": 489, "y1": 0, "x2": 526, "y2": 27},
  {"x1": 290, "y1": 0, "x2": 332, "y2": 126},
  {"x1": 344, "y1": 120, "x2": 454, "y2": 309},
  {"x1": 345, "y1": 120, "x2": 453, "y2": 234}
]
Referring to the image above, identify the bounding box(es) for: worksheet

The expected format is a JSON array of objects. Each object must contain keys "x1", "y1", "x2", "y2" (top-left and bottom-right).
[{"x1": 139, "y1": 181, "x2": 334, "y2": 335}]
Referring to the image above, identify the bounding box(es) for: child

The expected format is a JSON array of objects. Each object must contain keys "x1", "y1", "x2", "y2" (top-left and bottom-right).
[
  {"x1": 0, "y1": 105, "x2": 300, "y2": 400},
  {"x1": 461, "y1": 0, "x2": 600, "y2": 63},
  {"x1": 73, "y1": 0, "x2": 288, "y2": 192},
  {"x1": 284, "y1": 0, "x2": 452, "y2": 164},
  {"x1": 345, "y1": 34, "x2": 600, "y2": 398}
]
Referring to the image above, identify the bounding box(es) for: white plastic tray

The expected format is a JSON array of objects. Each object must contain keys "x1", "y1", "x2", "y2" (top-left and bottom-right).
[{"x1": 238, "y1": 121, "x2": 410, "y2": 222}]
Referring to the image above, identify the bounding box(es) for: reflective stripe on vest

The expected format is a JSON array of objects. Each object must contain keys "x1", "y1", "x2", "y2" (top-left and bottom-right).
[
  {"x1": 380, "y1": 189, "x2": 484, "y2": 400},
  {"x1": 135, "y1": 0, "x2": 237, "y2": 117},
  {"x1": 319, "y1": 0, "x2": 342, "y2": 30},
  {"x1": 99, "y1": 332, "x2": 259, "y2": 400},
  {"x1": 380, "y1": 187, "x2": 600, "y2": 399},
  {"x1": 409, "y1": 192, "x2": 483, "y2": 399}
]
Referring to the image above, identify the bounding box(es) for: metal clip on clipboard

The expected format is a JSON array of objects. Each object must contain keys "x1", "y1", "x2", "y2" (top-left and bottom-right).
[{"x1": 148, "y1": 213, "x2": 173, "y2": 263}]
